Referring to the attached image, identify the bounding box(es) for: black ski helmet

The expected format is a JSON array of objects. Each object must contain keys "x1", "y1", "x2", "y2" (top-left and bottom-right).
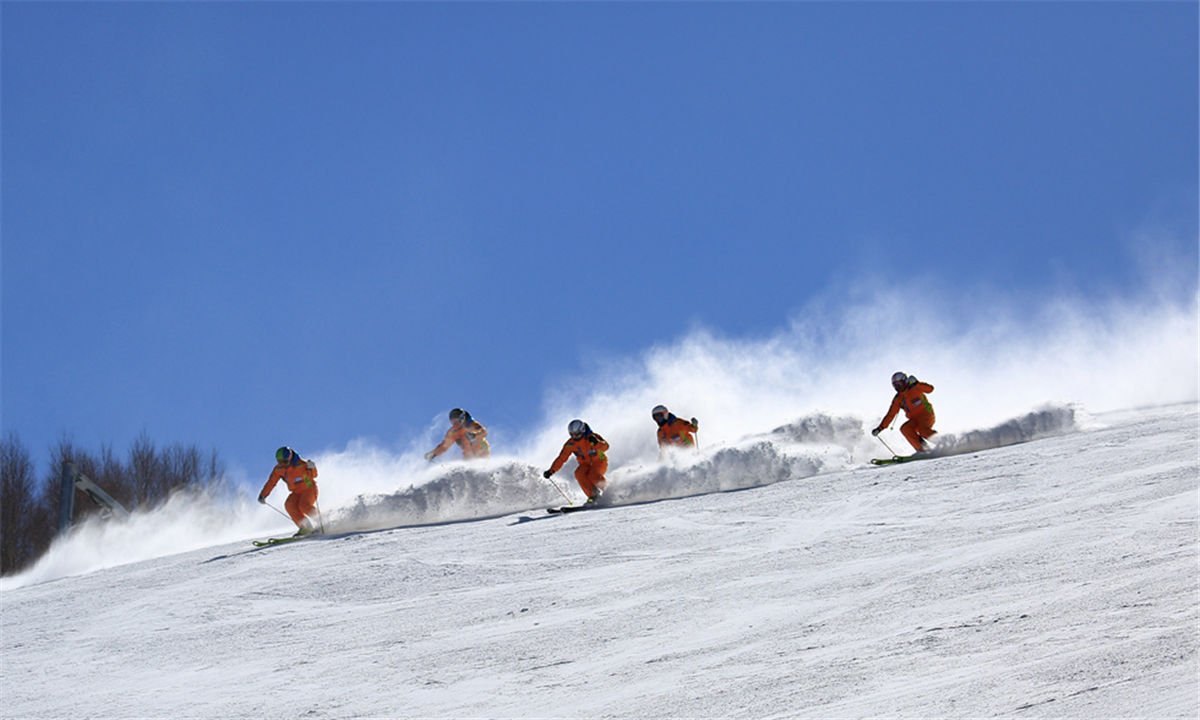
[
  {"x1": 449, "y1": 408, "x2": 466, "y2": 421},
  {"x1": 652, "y1": 405, "x2": 669, "y2": 424},
  {"x1": 891, "y1": 371, "x2": 909, "y2": 391},
  {"x1": 568, "y1": 419, "x2": 587, "y2": 437}
]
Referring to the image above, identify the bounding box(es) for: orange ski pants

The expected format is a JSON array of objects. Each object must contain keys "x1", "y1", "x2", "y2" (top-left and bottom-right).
[
  {"x1": 284, "y1": 486, "x2": 319, "y2": 527},
  {"x1": 900, "y1": 417, "x2": 937, "y2": 451},
  {"x1": 574, "y1": 461, "x2": 608, "y2": 500}
]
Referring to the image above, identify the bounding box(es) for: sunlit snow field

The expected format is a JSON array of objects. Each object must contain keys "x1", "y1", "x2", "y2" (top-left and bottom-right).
[{"x1": 2, "y1": 403, "x2": 1195, "y2": 718}]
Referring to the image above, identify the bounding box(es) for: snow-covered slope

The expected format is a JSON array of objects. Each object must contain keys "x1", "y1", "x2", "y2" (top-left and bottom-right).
[{"x1": 2, "y1": 404, "x2": 1196, "y2": 718}]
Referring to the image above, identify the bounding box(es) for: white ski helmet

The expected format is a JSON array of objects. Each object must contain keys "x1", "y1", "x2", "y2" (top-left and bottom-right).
[
  {"x1": 651, "y1": 405, "x2": 669, "y2": 419},
  {"x1": 567, "y1": 419, "x2": 587, "y2": 437}
]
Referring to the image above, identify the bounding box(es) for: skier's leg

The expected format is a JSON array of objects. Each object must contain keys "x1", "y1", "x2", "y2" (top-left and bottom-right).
[
  {"x1": 284, "y1": 492, "x2": 305, "y2": 526},
  {"x1": 574, "y1": 465, "x2": 597, "y2": 499},
  {"x1": 900, "y1": 421, "x2": 926, "y2": 451},
  {"x1": 589, "y1": 460, "x2": 608, "y2": 498},
  {"x1": 296, "y1": 487, "x2": 318, "y2": 528}
]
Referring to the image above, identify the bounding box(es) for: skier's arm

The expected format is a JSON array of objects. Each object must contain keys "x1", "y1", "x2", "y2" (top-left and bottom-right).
[
  {"x1": 547, "y1": 441, "x2": 574, "y2": 475},
  {"x1": 425, "y1": 428, "x2": 458, "y2": 460},
  {"x1": 258, "y1": 467, "x2": 284, "y2": 500},
  {"x1": 877, "y1": 395, "x2": 902, "y2": 431}
]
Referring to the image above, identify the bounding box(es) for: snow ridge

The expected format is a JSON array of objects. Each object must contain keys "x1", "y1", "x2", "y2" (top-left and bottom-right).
[
  {"x1": 329, "y1": 461, "x2": 556, "y2": 532},
  {"x1": 929, "y1": 405, "x2": 1078, "y2": 457}
]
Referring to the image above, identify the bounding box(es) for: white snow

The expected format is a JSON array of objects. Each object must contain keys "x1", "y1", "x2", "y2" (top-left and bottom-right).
[{"x1": 1, "y1": 403, "x2": 1197, "y2": 718}]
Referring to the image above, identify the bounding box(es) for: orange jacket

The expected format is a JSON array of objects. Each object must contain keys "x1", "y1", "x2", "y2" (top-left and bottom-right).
[
  {"x1": 878, "y1": 381, "x2": 935, "y2": 429},
  {"x1": 657, "y1": 415, "x2": 699, "y2": 448},
  {"x1": 549, "y1": 433, "x2": 609, "y2": 474},
  {"x1": 430, "y1": 421, "x2": 490, "y2": 459},
  {"x1": 260, "y1": 457, "x2": 318, "y2": 498}
]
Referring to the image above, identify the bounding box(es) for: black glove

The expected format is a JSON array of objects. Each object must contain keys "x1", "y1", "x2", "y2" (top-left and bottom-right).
[
  {"x1": 691, "y1": 417, "x2": 699, "y2": 428},
  {"x1": 257, "y1": 495, "x2": 266, "y2": 504},
  {"x1": 543, "y1": 470, "x2": 553, "y2": 479},
  {"x1": 871, "y1": 427, "x2": 882, "y2": 437}
]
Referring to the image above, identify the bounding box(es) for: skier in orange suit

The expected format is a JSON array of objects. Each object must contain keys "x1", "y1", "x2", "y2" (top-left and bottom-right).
[
  {"x1": 425, "y1": 408, "x2": 490, "y2": 461},
  {"x1": 652, "y1": 405, "x2": 699, "y2": 456},
  {"x1": 258, "y1": 446, "x2": 319, "y2": 536},
  {"x1": 543, "y1": 419, "x2": 609, "y2": 504},
  {"x1": 872, "y1": 372, "x2": 937, "y2": 452}
]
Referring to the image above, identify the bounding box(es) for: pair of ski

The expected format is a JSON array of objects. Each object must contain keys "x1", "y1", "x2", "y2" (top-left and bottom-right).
[
  {"x1": 870, "y1": 453, "x2": 933, "y2": 466},
  {"x1": 546, "y1": 504, "x2": 597, "y2": 515},
  {"x1": 252, "y1": 534, "x2": 316, "y2": 547}
]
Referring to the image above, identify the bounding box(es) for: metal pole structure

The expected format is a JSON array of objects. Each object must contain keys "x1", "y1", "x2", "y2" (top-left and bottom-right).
[{"x1": 57, "y1": 462, "x2": 77, "y2": 534}]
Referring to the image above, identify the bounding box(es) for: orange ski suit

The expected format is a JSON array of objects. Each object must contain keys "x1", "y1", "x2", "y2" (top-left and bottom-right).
[
  {"x1": 548, "y1": 433, "x2": 609, "y2": 500},
  {"x1": 877, "y1": 381, "x2": 937, "y2": 451},
  {"x1": 259, "y1": 458, "x2": 319, "y2": 527},
  {"x1": 429, "y1": 421, "x2": 490, "y2": 460},
  {"x1": 657, "y1": 416, "x2": 699, "y2": 450}
]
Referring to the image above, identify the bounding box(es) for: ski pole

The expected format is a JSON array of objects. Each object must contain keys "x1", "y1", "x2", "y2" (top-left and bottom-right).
[
  {"x1": 314, "y1": 501, "x2": 326, "y2": 535},
  {"x1": 875, "y1": 433, "x2": 901, "y2": 458},
  {"x1": 542, "y1": 474, "x2": 574, "y2": 506},
  {"x1": 262, "y1": 499, "x2": 292, "y2": 522}
]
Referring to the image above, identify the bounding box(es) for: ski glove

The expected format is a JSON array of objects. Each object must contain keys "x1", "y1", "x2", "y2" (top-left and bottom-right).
[
  {"x1": 424, "y1": 451, "x2": 436, "y2": 462},
  {"x1": 257, "y1": 495, "x2": 266, "y2": 504},
  {"x1": 691, "y1": 417, "x2": 699, "y2": 428},
  {"x1": 871, "y1": 427, "x2": 882, "y2": 437},
  {"x1": 543, "y1": 470, "x2": 553, "y2": 479}
]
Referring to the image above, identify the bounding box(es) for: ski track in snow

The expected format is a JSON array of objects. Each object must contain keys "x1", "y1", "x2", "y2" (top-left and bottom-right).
[{"x1": 1, "y1": 404, "x2": 1196, "y2": 718}]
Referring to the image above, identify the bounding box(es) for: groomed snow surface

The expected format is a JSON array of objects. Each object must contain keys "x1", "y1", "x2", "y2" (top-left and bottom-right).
[{"x1": 2, "y1": 404, "x2": 1197, "y2": 718}]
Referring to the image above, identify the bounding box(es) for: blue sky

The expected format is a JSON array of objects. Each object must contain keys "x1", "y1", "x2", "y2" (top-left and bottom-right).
[{"x1": 3, "y1": 2, "x2": 1197, "y2": 484}]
